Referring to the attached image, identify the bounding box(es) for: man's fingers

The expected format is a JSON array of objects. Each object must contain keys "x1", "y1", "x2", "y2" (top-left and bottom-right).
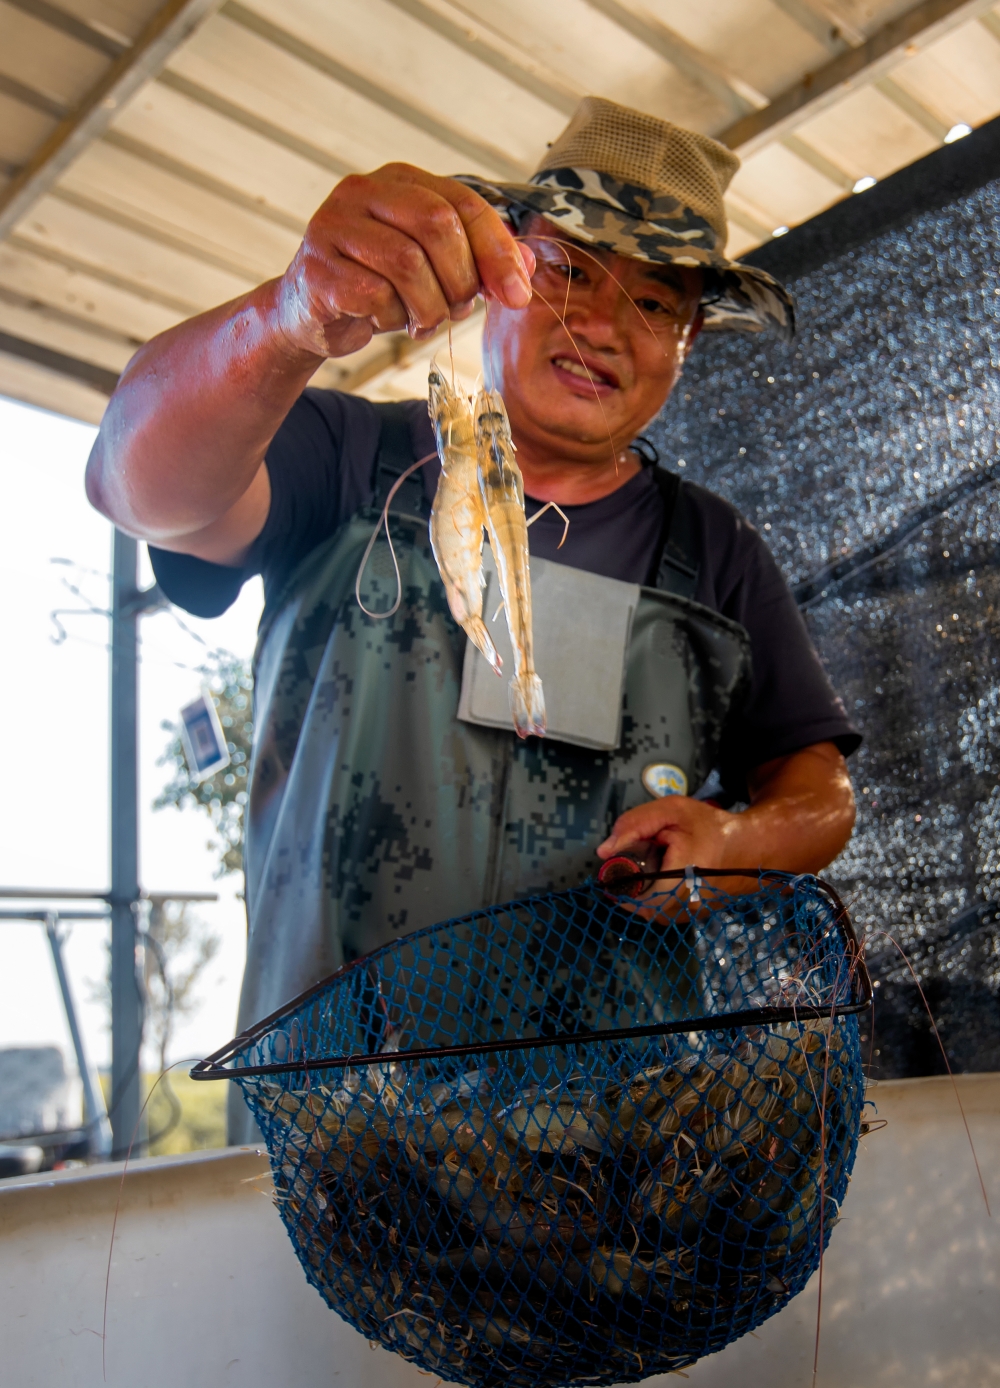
[
  {"x1": 286, "y1": 164, "x2": 536, "y2": 352},
  {"x1": 312, "y1": 214, "x2": 453, "y2": 334},
  {"x1": 360, "y1": 177, "x2": 481, "y2": 308},
  {"x1": 453, "y1": 187, "x2": 532, "y2": 307},
  {"x1": 599, "y1": 800, "x2": 690, "y2": 855},
  {"x1": 384, "y1": 168, "x2": 532, "y2": 309}
]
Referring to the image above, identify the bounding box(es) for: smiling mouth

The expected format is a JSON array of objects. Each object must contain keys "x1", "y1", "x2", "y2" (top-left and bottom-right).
[{"x1": 551, "y1": 355, "x2": 618, "y2": 389}]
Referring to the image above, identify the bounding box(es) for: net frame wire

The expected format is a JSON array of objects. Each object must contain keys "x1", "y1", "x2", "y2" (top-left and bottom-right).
[{"x1": 191, "y1": 869, "x2": 872, "y2": 1081}]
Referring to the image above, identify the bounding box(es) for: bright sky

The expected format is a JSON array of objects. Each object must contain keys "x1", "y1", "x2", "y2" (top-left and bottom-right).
[{"x1": 0, "y1": 392, "x2": 264, "y2": 1075}]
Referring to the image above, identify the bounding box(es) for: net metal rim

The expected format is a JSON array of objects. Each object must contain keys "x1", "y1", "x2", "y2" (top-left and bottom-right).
[{"x1": 191, "y1": 868, "x2": 872, "y2": 1081}]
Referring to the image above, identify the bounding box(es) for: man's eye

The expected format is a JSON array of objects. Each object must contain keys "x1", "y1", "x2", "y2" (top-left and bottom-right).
[{"x1": 636, "y1": 297, "x2": 678, "y2": 316}]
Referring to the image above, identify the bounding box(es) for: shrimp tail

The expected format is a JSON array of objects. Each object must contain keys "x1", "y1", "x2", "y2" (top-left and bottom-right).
[
  {"x1": 509, "y1": 671, "x2": 546, "y2": 739},
  {"x1": 464, "y1": 615, "x2": 503, "y2": 676}
]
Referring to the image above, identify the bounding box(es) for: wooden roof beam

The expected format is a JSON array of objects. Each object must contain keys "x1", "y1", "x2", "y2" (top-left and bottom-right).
[
  {"x1": 0, "y1": 328, "x2": 120, "y2": 393},
  {"x1": 721, "y1": 0, "x2": 1000, "y2": 154},
  {"x1": 874, "y1": 76, "x2": 951, "y2": 141},
  {"x1": 725, "y1": 200, "x2": 776, "y2": 243},
  {"x1": 220, "y1": 1, "x2": 529, "y2": 180},
  {"x1": 2, "y1": 0, "x2": 128, "y2": 57},
  {"x1": 155, "y1": 69, "x2": 355, "y2": 178},
  {"x1": 771, "y1": 0, "x2": 866, "y2": 50},
  {"x1": 770, "y1": 0, "x2": 849, "y2": 54},
  {"x1": 100, "y1": 130, "x2": 307, "y2": 232},
  {"x1": 578, "y1": 0, "x2": 768, "y2": 119},
  {"x1": 0, "y1": 0, "x2": 227, "y2": 242},
  {"x1": 0, "y1": 72, "x2": 68, "y2": 120},
  {"x1": 380, "y1": 0, "x2": 580, "y2": 116},
  {"x1": 780, "y1": 132, "x2": 856, "y2": 191}
]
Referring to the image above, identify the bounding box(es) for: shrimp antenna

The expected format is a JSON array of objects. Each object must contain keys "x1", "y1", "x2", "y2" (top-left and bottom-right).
[
  {"x1": 103, "y1": 1057, "x2": 209, "y2": 1381},
  {"x1": 515, "y1": 233, "x2": 627, "y2": 474},
  {"x1": 866, "y1": 927, "x2": 991, "y2": 1217},
  {"x1": 477, "y1": 298, "x2": 488, "y2": 394},
  {"x1": 447, "y1": 319, "x2": 455, "y2": 391},
  {"x1": 355, "y1": 452, "x2": 437, "y2": 620},
  {"x1": 517, "y1": 232, "x2": 681, "y2": 361},
  {"x1": 529, "y1": 280, "x2": 620, "y2": 475},
  {"x1": 526, "y1": 499, "x2": 570, "y2": 548}
]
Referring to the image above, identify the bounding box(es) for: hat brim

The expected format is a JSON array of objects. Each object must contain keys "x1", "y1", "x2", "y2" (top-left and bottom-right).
[{"x1": 457, "y1": 174, "x2": 795, "y2": 342}]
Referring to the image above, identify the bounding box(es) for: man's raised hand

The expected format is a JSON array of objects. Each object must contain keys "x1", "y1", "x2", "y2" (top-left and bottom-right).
[{"x1": 274, "y1": 164, "x2": 536, "y2": 360}]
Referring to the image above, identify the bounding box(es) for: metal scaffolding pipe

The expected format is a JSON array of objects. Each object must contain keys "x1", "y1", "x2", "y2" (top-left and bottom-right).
[
  {"x1": 109, "y1": 529, "x2": 144, "y2": 1159},
  {"x1": 43, "y1": 913, "x2": 113, "y2": 1158}
]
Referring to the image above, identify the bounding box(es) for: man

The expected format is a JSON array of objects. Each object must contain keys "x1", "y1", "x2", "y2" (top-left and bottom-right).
[{"x1": 86, "y1": 98, "x2": 858, "y2": 1138}]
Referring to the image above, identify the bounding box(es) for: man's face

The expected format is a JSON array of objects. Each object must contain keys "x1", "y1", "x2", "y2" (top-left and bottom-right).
[{"x1": 483, "y1": 215, "x2": 703, "y2": 463}]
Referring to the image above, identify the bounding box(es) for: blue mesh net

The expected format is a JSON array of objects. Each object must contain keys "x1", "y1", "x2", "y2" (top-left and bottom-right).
[{"x1": 198, "y1": 872, "x2": 869, "y2": 1387}]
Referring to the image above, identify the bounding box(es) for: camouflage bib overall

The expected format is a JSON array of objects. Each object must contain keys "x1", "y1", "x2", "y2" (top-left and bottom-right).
[{"x1": 228, "y1": 405, "x2": 750, "y2": 1139}]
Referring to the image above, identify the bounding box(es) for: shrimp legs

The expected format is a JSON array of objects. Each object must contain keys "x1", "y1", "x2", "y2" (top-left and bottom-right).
[
  {"x1": 427, "y1": 366, "x2": 502, "y2": 676},
  {"x1": 474, "y1": 388, "x2": 546, "y2": 739}
]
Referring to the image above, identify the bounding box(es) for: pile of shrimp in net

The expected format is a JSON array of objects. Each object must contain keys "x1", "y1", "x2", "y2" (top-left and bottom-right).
[{"x1": 223, "y1": 873, "x2": 868, "y2": 1388}]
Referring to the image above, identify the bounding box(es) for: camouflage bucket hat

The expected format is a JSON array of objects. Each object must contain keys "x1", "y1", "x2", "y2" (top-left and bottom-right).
[{"x1": 457, "y1": 96, "x2": 794, "y2": 341}]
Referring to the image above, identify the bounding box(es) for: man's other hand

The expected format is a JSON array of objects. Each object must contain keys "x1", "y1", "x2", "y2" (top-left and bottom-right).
[
  {"x1": 596, "y1": 740, "x2": 855, "y2": 881},
  {"x1": 275, "y1": 165, "x2": 535, "y2": 359}
]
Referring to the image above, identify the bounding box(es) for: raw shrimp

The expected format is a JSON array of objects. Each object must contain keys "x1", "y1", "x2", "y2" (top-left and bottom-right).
[
  {"x1": 474, "y1": 387, "x2": 546, "y2": 738},
  {"x1": 427, "y1": 366, "x2": 502, "y2": 676}
]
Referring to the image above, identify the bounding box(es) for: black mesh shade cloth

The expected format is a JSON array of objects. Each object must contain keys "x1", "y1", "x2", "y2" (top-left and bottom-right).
[{"x1": 649, "y1": 119, "x2": 1000, "y2": 1078}]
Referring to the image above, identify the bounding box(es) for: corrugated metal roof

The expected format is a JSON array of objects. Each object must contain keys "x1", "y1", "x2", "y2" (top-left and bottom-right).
[{"x1": 2, "y1": 0, "x2": 1000, "y2": 422}]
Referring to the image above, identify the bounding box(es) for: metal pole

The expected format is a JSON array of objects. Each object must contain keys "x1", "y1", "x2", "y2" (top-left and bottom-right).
[
  {"x1": 44, "y1": 913, "x2": 113, "y2": 1158},
  {"x1": 110, "y1": 529, "x2": 144, "y2": 1159}
]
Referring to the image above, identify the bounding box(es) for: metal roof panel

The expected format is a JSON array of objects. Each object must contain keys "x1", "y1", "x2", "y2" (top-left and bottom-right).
[
  {"x1": 0, "y1": 348, "x2": 110, "y2": 421},
  {"x1": 0, "y1": 292, "x2": 138, "y2": 370},
  {"x1": 171, "y1": 12, "x2": 518, "y2": 177},
  {"x1": 732, "y1": 138, "x2": 847, "y2": 227}
]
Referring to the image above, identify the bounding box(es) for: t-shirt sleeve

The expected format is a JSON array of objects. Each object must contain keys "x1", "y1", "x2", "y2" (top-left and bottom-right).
[
  {"x1": 148, "y1": 387, "x2": 381, "y2": 616},
  {"x1": 689, "y1": 485, "x2": 861, "y2": 797}
]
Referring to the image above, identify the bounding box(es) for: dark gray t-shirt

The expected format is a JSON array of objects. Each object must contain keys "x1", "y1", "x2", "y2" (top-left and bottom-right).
[{"x1": 150, "y1": 387, "x2": 859, "y2": 796}]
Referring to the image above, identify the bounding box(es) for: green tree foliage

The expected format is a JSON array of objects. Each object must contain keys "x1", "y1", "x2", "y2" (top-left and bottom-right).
[
  {"x1": 144, "y1": 901, "x2": 221, "y2": 1073},
  {"x1": 155, "y1": 655, "x2": 253, "y2": 877},
  {"x1": 143, "y1": 900, "x2": 222, "y2": 1150},
  {"x1": 88, "y1": 900, "x2": 223, "y2": 1150}
]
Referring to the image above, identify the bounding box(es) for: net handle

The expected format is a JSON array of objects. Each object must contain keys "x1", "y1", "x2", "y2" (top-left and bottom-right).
[
  {"x1": 190, "y1": 869, "x2": 872, "y2": 1081},
  {"x1": 190, "y1": 996, "x2": 873, "y2": 1080}
]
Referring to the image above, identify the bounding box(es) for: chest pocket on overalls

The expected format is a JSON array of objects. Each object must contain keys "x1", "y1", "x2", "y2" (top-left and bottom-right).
[{"x1": 458, "y1": 549, "x2": 750, "y2": 806}]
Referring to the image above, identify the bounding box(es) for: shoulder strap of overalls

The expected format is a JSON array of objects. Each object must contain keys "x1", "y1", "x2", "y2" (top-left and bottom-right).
[
  {"x1": 647, "y1": 466, "x2": 700, "y2": 600},
  {"x1": 370, "y1": 400, "x2": 431, "y2": 517}
]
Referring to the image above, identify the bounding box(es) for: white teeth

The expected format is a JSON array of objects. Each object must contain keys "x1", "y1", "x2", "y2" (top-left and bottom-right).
[{"x1": 553, "y1": 357, "x2": 609, "y2": 384}]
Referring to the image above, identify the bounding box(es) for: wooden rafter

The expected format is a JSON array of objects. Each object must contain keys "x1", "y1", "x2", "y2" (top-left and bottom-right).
[
  {"x1": 0, "y1": 328, "x2": 121, "y2": 393},
  {"x1": 578, "y1": 0, "x2": 768, "y2": 118},
  {"x1": 721, "y1": 0, "x2": 999, "y2": 153},
  {"x1": 0, "y1": 0, "x2": 227, "y2": 242},
  {"x1": 220, "y1": 1, "x2": 530, "y2": 180},
  {"x1": 380, "y1": 0, "x2": 580, "y2": 116}
]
